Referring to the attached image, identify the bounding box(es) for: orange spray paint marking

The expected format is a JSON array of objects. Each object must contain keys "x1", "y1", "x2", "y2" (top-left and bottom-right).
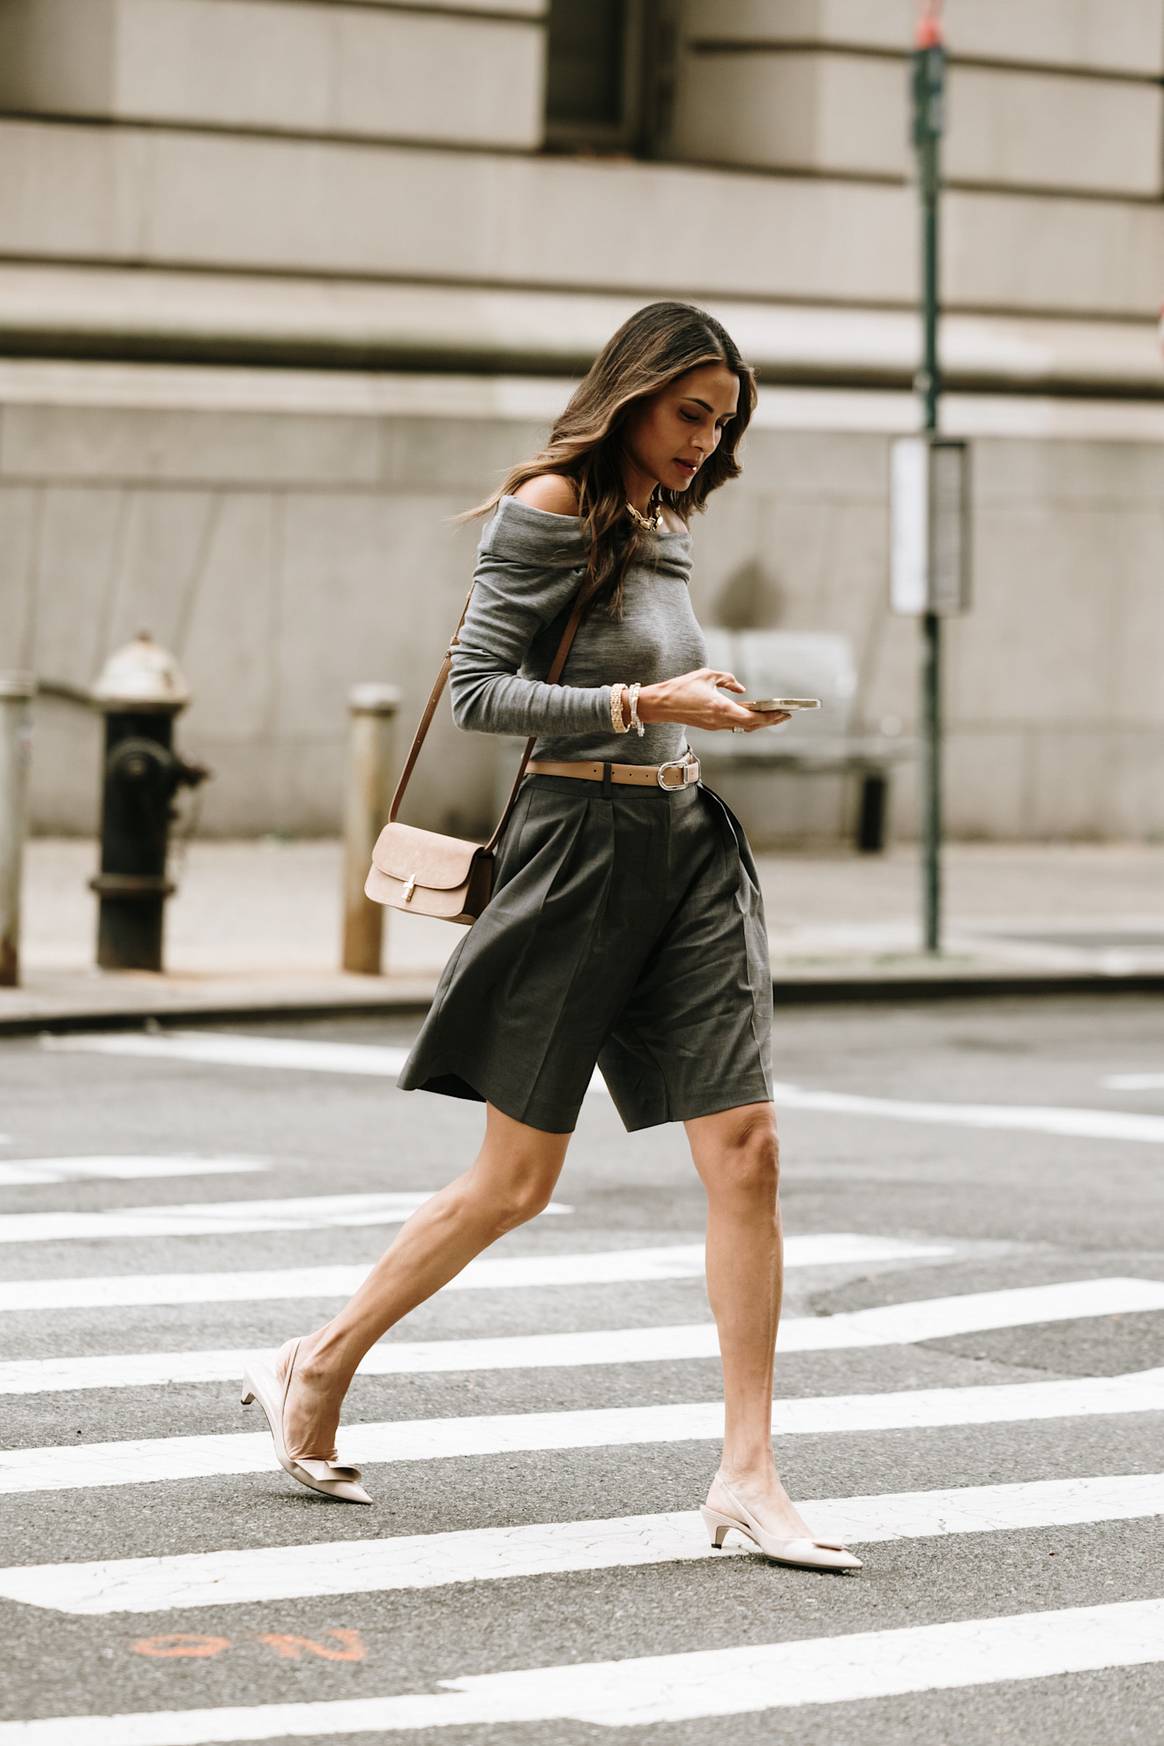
[
  {"x1": 132, "y1": 1634, "x2": 231, "y2": 1659},
  {"x1": 256, "y1": 1629, "x2": 366, "y2": 1662}
]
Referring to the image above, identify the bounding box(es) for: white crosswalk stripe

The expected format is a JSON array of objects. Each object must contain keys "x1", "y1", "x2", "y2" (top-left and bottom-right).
[
  {"x1": 40, "y1": 1031, "x2": 1164, "y2": 1141},
  {"x1": 766, "y1": 1082, "x2": 1164, "y2": 1144},
  {"x1": 0, "y1": 1156, "x2": 269, "y2": 1187},
  {"x1": 2, "y1": 1599, "x2": 1163, "y2": 1741},
  {"x1": 3, "y1": 1471, "x2": 1160, "y2": 1616},
  {"x1": 5, "y1": 1368, "x2": 1163, "y2": 1496},
  {"x1": 0, "y1": 1189, "x2": 574, "y2": 1244},
  {"x1": 0, "y1": 1232, "x2": 950, "y2": 1311},
  {"x1": 40, "y1": 1030, "x2": 420, "y2": 1077},
  {"x1": 2, "y1": 1276, "x2": 1160, "y2": 1395}
]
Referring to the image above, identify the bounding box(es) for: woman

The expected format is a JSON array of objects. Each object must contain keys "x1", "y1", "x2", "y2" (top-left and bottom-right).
[{"x1": 242, "y1": 301, "x2": 862, "y2": 1574}]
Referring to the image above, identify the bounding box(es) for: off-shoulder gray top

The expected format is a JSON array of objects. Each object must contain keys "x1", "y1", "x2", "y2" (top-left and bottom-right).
[{"x1": 448, "y1": 494, "x2": 707, "y2": 766}]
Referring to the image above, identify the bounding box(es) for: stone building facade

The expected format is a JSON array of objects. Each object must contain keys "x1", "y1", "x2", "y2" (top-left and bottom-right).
[{"x1": 1, "y1": 0, "x2": 1161, "y2": 841}]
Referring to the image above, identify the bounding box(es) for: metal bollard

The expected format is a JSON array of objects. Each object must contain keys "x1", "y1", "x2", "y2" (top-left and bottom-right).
[
  {"x1": 0, "y1": 674, "x2": 36, "y2": 988},
  {"x1": 342, "y1": 683, "x2": 401, "y2": 975}
]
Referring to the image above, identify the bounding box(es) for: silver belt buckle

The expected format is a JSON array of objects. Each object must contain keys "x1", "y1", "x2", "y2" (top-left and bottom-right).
[{"x1": 656, "y1": 755, "x2": 695, "y2": 790}]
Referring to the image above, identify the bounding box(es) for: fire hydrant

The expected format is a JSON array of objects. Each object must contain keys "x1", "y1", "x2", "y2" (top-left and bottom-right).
[{"x1": 89, "y1": 632, "x2": 210, "y2": 971}]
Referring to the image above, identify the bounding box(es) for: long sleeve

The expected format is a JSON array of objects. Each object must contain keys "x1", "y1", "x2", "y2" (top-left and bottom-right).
[{"x1": 449, "y1": 496, "x2": 613, "y2": 737}]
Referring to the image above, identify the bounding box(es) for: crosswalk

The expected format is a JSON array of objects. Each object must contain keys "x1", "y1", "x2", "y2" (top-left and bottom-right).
[
  {"x1": 5, "y1": 1472, "x2": 1162, "y2": 1616},
  {"x1": 0, "y1": 1189, "x2": 575, "y2": 1244},
  {"x1": 43, "y1": 1030, "x2": 1164, "y2": 1141},
  {"x1": 0, "y1": 1156, "x2": 271, "y2": 1188},
  {"x1": 6, "y1": 1369, "x2": 1164, "y2": 1497},
  {"x1": 4, "y1": 1276, "x2": 1161, "y2": 1395},
  {"x1": 0, "y1": 1231, "x2": 949, "y2": 1311},
  {"x1": 3, "y1": 1597, "x2": 1164, "y2": 1743},
  {"x1": 3, "y1": 1028, "x2": 1164, "y2": 1741}
]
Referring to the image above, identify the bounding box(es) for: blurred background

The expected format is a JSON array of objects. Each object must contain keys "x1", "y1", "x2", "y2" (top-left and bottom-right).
[{"x1": 0, "y1": 0, "x2": 1161, "y2": 851}]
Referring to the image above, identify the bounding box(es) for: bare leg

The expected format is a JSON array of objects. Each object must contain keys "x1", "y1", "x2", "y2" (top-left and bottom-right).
[
  {"x1": 685, "y1": 1099, "x2": 815, "y2": 1540},
  {"x1": 276, "y1": 1102, "x2": 571, "y2": 1461}
]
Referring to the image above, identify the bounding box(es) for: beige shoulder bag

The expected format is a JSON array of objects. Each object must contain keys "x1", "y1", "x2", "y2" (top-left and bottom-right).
[{"x1": 364, "y1": 578, "x2": 589, "y2": 925}]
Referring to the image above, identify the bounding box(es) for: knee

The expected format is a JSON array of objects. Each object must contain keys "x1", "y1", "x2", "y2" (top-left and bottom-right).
[
  {"x1": 470, "y1": 1161, "x2": 559, "y2": 1234},
  {"x1": 495, "y1": 1182, "x2": 556, "y2": 1232},
  {"x1": 708, "y1": 1112, "x2": 780, "y2": 1204}
]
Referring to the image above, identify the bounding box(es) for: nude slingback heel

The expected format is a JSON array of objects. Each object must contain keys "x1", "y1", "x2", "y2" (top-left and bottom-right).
[
  {"x1": 240, "y1": 1335, "x2": 371, "y2": 1505},
  {"x1": 700, "y1": 1474, "x2": 862, "y2": 1572}
]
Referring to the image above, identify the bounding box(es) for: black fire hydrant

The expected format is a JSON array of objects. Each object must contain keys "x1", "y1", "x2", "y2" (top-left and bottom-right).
[{"x1": 89, "y1": 633, "x2": 211, "y2": 971}]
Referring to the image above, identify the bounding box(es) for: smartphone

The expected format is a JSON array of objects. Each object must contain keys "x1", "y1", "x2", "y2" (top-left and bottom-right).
[{"x1": 741, "y1": 697, "x2": 822, "y2": 711}]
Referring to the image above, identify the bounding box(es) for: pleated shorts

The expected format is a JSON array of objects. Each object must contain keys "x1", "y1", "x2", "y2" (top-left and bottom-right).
[{"x1": 395, "y1": 767, "x2": 775, "y2": 1134}]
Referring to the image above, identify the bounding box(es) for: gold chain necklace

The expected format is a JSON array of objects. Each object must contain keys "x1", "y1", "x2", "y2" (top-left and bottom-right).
[{"x1": 625, "y1": 493, "x2": 664, "y2": 533}]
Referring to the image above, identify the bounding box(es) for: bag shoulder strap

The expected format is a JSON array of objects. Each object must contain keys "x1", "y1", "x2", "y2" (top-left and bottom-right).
[{"x1": 387, "y1": 572, "x2": 591, "y2": 853}]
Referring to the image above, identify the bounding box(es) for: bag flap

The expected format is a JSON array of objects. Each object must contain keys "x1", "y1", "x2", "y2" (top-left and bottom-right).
[{"x1": 370, "y1": 820, "x2": 485, "y2": 890}]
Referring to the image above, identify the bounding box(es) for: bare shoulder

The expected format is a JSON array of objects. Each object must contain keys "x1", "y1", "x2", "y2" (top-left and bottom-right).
[{"x1": 511, "y1": 473, "x2": 581, "y2": 517}]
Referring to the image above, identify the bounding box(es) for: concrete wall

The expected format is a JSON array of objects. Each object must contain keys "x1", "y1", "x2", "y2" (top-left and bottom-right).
[
  {"x1": 666, "y1": 0, "x2": 1164, "y2": 263},
  {"x1": 688, "y1": 1, "x2": 1164, "y2": 73},
  {"x1": 0, "y1": 0, "x2": 545, "y2": 146},
  {"x1": 3, "y1": 365, "x2": 1161, "y2": 845},
  {"x1": 671, "y1": 51, "x2": 1162, "y2": 198},
  {"x1": 1, "y1": 117, "x2": 1162, "y2": 321}
]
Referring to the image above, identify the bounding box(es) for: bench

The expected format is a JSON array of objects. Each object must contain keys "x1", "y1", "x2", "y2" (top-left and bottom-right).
[{"x1": 683, "y1": 628, "x2": 915, "y2": 852}]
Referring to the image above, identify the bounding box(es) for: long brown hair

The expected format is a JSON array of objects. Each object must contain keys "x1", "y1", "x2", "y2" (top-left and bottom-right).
[{"x1": 451, "y1": 300, "x2": 757, "y2": 622}]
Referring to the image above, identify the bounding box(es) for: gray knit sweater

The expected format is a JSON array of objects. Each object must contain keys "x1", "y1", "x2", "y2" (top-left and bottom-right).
[{"x1": 449, "y1": 494, "x2": 706, "y2": 766}]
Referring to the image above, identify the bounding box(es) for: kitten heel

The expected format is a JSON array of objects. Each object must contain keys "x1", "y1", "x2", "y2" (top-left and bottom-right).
[{"x1": 700, "y1": 1504, "x2": 736, "y2": 1549}]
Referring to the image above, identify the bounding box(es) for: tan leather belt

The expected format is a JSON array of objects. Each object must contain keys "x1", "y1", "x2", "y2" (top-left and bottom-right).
[{"x1": 526, "y1": 752, "x2": 701, "y2": 791}]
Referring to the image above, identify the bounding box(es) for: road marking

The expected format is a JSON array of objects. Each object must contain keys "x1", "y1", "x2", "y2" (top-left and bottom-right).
[
  {"x1": 1103, "y1": 1073, "x2": 1164, "y2": 1091},
  {"x1": 0, "y1": 1190, "x2": 572, "y2": 1245},
  {"x1": 40, "y1": 1029, "x2": 621, "y2": 1095},
  {"x1": 0, "y1": 1156, "x2": 269, "y2": 1188},
  {"x1": 770, "y1": 1080, "x2": 1164, "y2": 1144},
  {"x1": 3, "y1": 1470, "x2": 1159, "y2": 1615},
  {"x1": 129, "y1": 1628, "x2": 365, "y2": 1661},
  {"x1": 3, "y1": 1597, "x2": 1164, "y2": 1738},
  {"x1": 2, "y1": 1276, "x2": 1159, "y2": 1396},
  {"x1": 3, "y1": 1367, "x2": 1162, "y2": 1496},
  {"x1": 0, "y1": 1233, "x2": 949, "y2": 1312},
  {"x1": 40, "y1": 1031, "x2": 418, "y2": 1077},
  {"x1": 41, "y1": 1033, "x2": 1164, "y2": 1140}
]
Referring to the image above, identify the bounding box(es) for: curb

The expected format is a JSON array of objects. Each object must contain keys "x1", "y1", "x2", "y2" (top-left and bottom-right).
[
  {"x1": 3, "y1": 968, "x2": 1163, "y2": 1038},
  {"x1": 767, "y1": 970, "x2": 1164, "y2": 1004}
]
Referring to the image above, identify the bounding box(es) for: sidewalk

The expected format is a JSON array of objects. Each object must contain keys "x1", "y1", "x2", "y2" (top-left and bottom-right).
[{"x1": 2, "y1": 836, "x2": 1162, "y2": 1032}]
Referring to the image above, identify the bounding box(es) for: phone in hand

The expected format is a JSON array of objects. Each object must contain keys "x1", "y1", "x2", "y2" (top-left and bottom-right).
[{"x1": 741, "y1": 697, "x2": 822, "y2": 711}]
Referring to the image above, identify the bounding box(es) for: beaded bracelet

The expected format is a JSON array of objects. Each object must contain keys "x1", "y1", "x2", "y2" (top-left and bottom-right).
[
  {"x1": 627, "y1": 680, "x2": 645, "y2": 737},
  {"x1": 609, "y1": 682, "x2": 630, "y2": 733}
]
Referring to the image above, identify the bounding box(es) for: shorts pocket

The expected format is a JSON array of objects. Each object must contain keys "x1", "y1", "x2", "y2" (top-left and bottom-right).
[
  {"x1": 698, "y1": 780, "x2": 764, "y2": 899},
  {"x1": 492, "y1": 780, "x2": 537, "y2": 890}
]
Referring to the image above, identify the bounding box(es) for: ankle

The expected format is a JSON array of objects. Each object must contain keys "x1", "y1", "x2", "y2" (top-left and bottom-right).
[
  {"x1": 293, "y1": 1327, "x2": 357, "y2": 1391},
  {"x1": 717, "y1": 1457, "x2": 778, "y2": 1490}
]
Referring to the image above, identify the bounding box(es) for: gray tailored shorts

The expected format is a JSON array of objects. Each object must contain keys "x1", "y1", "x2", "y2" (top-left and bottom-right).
[{"x1": 395, "y1": 766, "x2": 775, "y2": 1134}]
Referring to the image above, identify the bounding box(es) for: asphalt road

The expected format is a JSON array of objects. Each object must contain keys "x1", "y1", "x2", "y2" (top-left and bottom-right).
[{"x1": 0, "y1": 995, "x2": 1162, "y2": 1745}]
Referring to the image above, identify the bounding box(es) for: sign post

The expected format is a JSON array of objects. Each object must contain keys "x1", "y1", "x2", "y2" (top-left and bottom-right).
[
  {"x1": 891, "y1": 437, "x2": 971, "y2": 620},
  {"x1": 908, "y1": 0, "x2": 947, "y2": 953}
]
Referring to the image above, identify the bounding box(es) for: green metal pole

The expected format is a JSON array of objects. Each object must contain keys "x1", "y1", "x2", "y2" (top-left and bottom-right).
[
  {"x1": 913, "y1": 9, "x2": 944, "y2": 954},
  {"x1": 922, "y1": 140, "x2": 941, "y2": 954}
]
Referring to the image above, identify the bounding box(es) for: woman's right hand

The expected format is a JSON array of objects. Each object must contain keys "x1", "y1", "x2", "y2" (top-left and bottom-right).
[{"x1": 637, "y1": 669, "x2": 790, "y2": 733}]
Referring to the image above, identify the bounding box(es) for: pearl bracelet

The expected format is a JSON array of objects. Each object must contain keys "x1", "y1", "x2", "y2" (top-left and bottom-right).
[{"x1": 609, "y1": 682, "x2": 630, "y2": 733}]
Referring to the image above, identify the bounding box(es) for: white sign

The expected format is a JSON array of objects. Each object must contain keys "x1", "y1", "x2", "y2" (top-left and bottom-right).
[{"x1": 890, "y1": 437, "x2": 970, "y2": 616}]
